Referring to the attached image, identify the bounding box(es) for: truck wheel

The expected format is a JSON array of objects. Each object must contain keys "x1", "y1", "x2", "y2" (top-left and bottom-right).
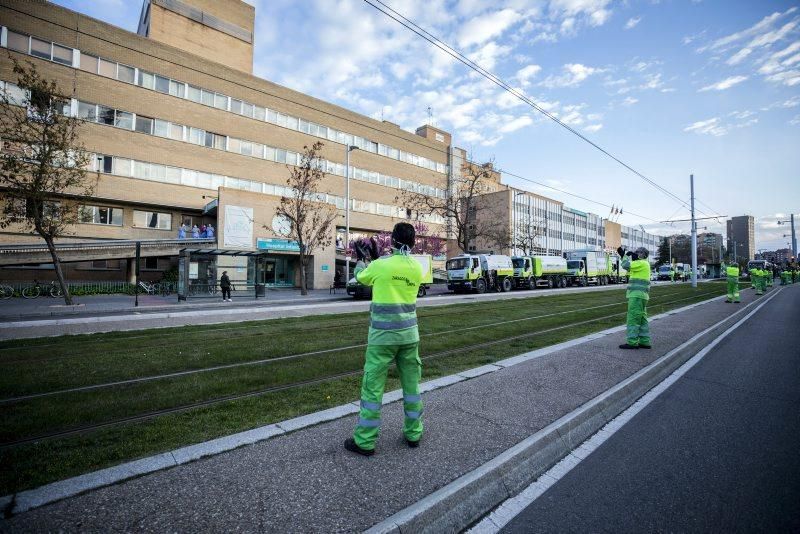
[
  {"x1": 418, "y1": 286, "x2": 425, "y2": 298},
  {"x1": 475, "y1": 279, "x2": 487, "y2": 294},
  {"x1": 527, "y1": 277, "x2": 535, "y2": 290},
  {"x1": 547, "y1": 278, "x2": 554, "y2": 289},
  {"x1": 560, "y1": 276, "x2": 567, "y2": 288},
  {"x1": 501, "y1": 277, "x2": 512, "y2": 292}
]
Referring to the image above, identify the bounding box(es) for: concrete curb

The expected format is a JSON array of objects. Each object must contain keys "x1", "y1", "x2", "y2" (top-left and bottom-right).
[
  {"x1": 365, "y1": 288, "x2": 778, "y2": 534},
  {"x1": 2, "y1": 289, "x2": 731, "y2": 516}
]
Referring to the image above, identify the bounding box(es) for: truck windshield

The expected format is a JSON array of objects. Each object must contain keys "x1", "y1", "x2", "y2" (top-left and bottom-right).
[
  {"x1": 567, "y1": 261, "x2": 582, "y2": 269},
  {"x1": 447, "y1": 258, "x2": 469, "y2": 270},
  {"x1": 512, "y1": 258, "x2": 525, "y2": 268},
  {"x1": 658, "y1": 266, "x2": 671, "y2": 274}
]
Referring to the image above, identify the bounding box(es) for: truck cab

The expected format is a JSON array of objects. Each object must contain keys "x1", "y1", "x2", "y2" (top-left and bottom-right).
[
  {"x1": 511, "y1": 256, "x2": 536, "y2": 289},
  {"x1": 447, "y1": 254, "x2": 513, "y2": 293},
  {"x1": 566, "y1": 259, "x2": 586, "y2": 285}
]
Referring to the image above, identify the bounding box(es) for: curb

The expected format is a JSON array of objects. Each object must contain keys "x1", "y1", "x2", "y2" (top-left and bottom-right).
[
  {"x1": 365, "y1": 288, "x2": 779, "y2": 534},
  {"x1": 3, "y1": 288, "x2": 731, "y2": 516}
]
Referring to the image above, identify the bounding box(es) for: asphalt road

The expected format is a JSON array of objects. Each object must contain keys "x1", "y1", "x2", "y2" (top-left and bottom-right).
[{"x1": 501, "y1": 285, "x2": 800, "y2": 533}]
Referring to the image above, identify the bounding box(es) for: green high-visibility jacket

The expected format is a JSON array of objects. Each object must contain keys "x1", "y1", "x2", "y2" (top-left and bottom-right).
[
  {"x1": 622, "y1": 257, "x2": 651, "y2": 300},
  {"x1": 356, "y1": 251, "x2": 423, "y2": 346},
  {"x1": 726, "y1": 265, "x2": 739, "y2": 279}
]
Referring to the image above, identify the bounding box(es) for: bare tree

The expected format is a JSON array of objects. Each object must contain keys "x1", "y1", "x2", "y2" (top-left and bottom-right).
[
  {"x1": 512, "y1": 219, "x2": 545, "y2": 256},
  {"x1": 400, "y1": 160, "x2": 506, "y2": 254},
  {"x1": 272, "y1": 141, "x2": 337, "y2": 295},
  {"x1": 0, "y1": 59, "x2": 96, "y2": 305}
]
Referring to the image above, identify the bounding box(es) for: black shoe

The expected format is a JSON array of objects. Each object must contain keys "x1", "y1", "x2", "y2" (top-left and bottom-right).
[
  {"x1": 639, "y1": 344, "x2": 652, "y2": 349},
  {"x1": 406, "y1": 438, "x2": 420, "y2": 448},
  {"x1": 344, "y1": 438, "x2": 374, "y2": 457},
  {"x1": 619, "y1": 343, "x2": 639, "y2": 350}
]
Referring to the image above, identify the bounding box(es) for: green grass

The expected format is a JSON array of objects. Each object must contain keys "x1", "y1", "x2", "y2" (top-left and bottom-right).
[{"x1": 0, "y1": 283, "x2": 725, "y2": 494}]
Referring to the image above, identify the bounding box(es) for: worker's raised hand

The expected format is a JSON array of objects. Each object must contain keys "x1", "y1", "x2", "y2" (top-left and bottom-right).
[
  {"x1": 355, "y1": 241, "x2": 367, "y2": 262},
  {"x1": 617, "y1": 247, "x2": 625, "y2": 257},
  {"x1": 369, "y1": 237, "x2": 380, "y2": 261}
]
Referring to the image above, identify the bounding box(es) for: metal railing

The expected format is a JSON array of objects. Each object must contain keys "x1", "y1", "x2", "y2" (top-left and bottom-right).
[{"x1": 0, "y1": 238, "x2": 216, "y2": 255}]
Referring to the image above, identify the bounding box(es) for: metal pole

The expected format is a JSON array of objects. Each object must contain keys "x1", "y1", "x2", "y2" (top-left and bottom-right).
[
  {"x1": 791, "y1": 213, "x2": 797, "y2": 260},
  {"x1": 134, "y1": 241, "x2": 141, "y2": 307},
  {"x1": 690, "y1": 174, "x2": 698, "y2": 288},
  {"x1": 345, "y1": 147, "x2": 351, "y2": 283},
  {"x1": 512, "y1": 193, "x2": 516, "y2": 256}
]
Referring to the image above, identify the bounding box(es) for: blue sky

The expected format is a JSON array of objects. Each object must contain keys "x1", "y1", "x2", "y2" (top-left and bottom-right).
[{"x1": 54, "y1": 0, "x2": 800, "y2": 251}]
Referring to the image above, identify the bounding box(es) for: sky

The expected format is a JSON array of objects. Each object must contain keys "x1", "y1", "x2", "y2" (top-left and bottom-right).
[{"x1": 53, "y1": 0, "x2": 800, "y2": 252}]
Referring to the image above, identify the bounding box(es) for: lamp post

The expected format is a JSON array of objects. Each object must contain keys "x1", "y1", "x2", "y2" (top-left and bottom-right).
[
  {"x1": 345, "y1": 145, "x2": 359, "y2": 282},
  {"x1": 777, "y1": 214, "x2": 797, "y2": 260}
]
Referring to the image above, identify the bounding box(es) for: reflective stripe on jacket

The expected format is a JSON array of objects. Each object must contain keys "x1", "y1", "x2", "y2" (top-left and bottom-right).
[{"x1": 726, "y1": 265, "x2": 739, "y2": 280}]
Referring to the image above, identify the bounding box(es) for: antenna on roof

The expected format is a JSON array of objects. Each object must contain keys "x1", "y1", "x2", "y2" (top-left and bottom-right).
[{"x1": 427, "y1": 106, "x2": 432, "y2": 125}]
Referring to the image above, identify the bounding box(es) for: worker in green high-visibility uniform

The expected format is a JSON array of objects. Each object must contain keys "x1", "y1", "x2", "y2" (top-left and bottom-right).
[
  {"x1": 755, "y1": 268, "x2": 766, "y2": 295},
  {"x1": 345, "y1": 222, "x2": 424, "y2": 456},
  {"x1": 618, "y1": 247, "x2": 652, "y2": 349},
  {"x1": 670, "y1": 266, "x2": 675, "y2": 282},
  {"x1": 781, "y1": 270, "x2": 790, "y2": 285},
  {"x1": 725, "y1": 264, "x2": 740, "y2": 303}
]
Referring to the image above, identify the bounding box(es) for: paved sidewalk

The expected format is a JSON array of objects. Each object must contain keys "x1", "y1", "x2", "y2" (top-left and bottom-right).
[{"x1": 3, "y1": 284, "x2": 763, "y2": 532}]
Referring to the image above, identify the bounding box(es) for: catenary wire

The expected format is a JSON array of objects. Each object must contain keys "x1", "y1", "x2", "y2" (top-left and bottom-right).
[
  {"x1": 3, "y1": 4, "x2": 723, "y2": 223},
  {"x1": 360, "y1": 0, "x2": 725, "y2": 221}
]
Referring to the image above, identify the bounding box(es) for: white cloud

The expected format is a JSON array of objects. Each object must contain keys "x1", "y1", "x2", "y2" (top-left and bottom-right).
[
  {"x1": 516, "y1": 64, "x2": 542, "y2": 86},
  {"x1": 790, "y1": 114, "x2": 800, "y2": 125},
  {"x1": 584, "y1": 123, "x2": 603, "y2": 132},
  {"x1": 726, "y1": 47, "x2": 753, "y2": 65},
  {"x1": 621, "y1": 96, "x2": 638, "y2": 106},
  {"x1": 548, "y1": 0, "x2": 614, "y2": 30},
  {"x1": 499, "y1": 115, "x2": 533, "y2": 133},
  {"x1": 766, "y1": 69, "x2": 800, "y2": 86},
  {"x1": 758, "y1": 41, "x2": 800, "y2": 74},
  {"x1": 698, "y1": 75, "x2": 748, "y2": 91},
  {"x1": 624, "y1": 17, "x2": 641, "y2": 30},
  {"x1": 457, "y1": 8, "x2": 519, "y2": 47},
  {"x1": 541, "y1": 63, "x2": 603, "y2": 88},
  {"x1": 684, "y1": 117, "x2": 727, "y2": 136},
  {"x1": 701, "y1": 7, "x2": 796, "y2": 52},
  {"x1": 466, "y1": 41, "x2": 512, "y2": 70},
  {"x1": 729, "y1": 110, "x2": 755, "y2": 119}
]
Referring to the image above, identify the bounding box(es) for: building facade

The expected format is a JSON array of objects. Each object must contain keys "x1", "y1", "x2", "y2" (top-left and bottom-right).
[
  {"x1": 0, "y1": 0, "x2": 453, "y2": 289},
  {"x1": 727, "y1": 215, "x2": 755, "y2": 262}
]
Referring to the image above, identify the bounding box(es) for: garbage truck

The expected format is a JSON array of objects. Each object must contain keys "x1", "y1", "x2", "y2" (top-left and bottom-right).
[
  {"x1": 511, "y1": 255, "x2": 571, "y2": 289},
  {"x1": 564, "y1": 249, "x2": 613, "y2": 286},
  {"x1": 347, "y1": 254, "x2": 433, "y2": 298},
  {"x1": 608, "y1": 254, "x2": 629, "y2": 284},
  {"x1": 446, "y1": 253, "x2": 514, "y2": 293}
]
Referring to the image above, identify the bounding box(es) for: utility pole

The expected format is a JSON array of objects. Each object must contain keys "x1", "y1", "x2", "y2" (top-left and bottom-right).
[
  {"x1": 690, "y1": 174, "x2": 698, "y2": 288},
  {"x1": 792, "y1": 213, "x2": 797, "y2": 261}
]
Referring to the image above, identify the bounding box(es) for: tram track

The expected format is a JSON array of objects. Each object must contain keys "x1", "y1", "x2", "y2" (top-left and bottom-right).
[
  {"x1": 0, "y1": 286, "x2": 709, "y2": 403},
  {"x1": 0, "y1": 290, "x2": 720, "y2": 449}
]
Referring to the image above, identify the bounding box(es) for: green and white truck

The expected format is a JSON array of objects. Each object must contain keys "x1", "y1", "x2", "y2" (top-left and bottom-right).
[
  {"x1": 608, "y1": 254, "x2": 629, "y2": 284},
  {"x1": 347, "y1": 254, "x2": 433, "y2": 298},
  {"x1": 511, "y1": 255, "x2": 571, "y2": 289},
  {"x1": 446, "y1": 254, "x2": 514, "y2": 293},
  {"x1": 564, "y1": 249, "x2": 613, "y2": 286}
]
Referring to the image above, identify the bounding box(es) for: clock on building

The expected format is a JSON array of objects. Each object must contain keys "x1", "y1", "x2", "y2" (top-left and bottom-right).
[{"x1": 271, "y1": 214, "x2": 293, "y2": 237}]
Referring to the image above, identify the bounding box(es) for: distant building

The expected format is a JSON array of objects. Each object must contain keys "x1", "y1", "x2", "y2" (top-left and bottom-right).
[
  {"x1": 758, "y1": 248, "x2": 792, "y2": 264},
  {"x1": 698, "y1": 232, "x2": 724, "y2": 264},
  {"x1": 727, "y1": 216, "x2": 755, "y2": 261}
]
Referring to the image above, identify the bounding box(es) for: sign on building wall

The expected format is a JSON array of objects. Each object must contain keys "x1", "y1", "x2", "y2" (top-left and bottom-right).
[
  {"x1": 257, "y1": 238, "x2": 301, "y2": 252},
  {"x1": 224, "y1": 205, "x2": 254, "y2": 249}
]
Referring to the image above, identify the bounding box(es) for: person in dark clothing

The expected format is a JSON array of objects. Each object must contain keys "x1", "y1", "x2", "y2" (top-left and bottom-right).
[{"x1": 220, "y1": 271, "x2": 232, "y2": 302}]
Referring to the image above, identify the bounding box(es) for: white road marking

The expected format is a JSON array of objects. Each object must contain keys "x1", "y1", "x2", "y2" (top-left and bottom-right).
[{"x1": 468, "y1": 288, "x2": 782, "y2": 533}]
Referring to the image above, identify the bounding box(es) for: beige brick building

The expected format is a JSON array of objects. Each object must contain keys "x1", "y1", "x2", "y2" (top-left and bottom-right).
[{"x1": 0, "y1": 0, "x2": 454, "y2": 289}]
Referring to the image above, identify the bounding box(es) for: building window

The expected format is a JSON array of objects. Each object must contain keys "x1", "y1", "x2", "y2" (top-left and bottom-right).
[
  {"x1": 7, "y1": 30, "x2": 29, "y2": 53},
  {"x1": 138, "y1": 70, "x2": 155, "y2": 89},
  {"x1": 168, "y1": 80, "x2": 184, "y2": 98},
  {"x1": 79, "y1": 53, "x2": 98, "y2": 73},
  {"x1": 114, "y1": 110, "x2": 133, "y2": 129},
  {"x1": 117, "y1": 64, "x2": 135, "y2": 84},
  {"x1": 187, "y1": 85, "x2": 201, "y2": 103},
  {"x1": 97, "y1": 105, "x2": 114, "y2": 125},
  {"x1": 79, "y1": 205, "x2": 123, "y2": 226},
  {"x1": 135, "y1": 115, "x2": 154, "y2": 134},
  {"x1": 143, "y1": 257, "x2": 160, "y2": 270},
  {"x1": 98, "y1": 58, "x2": 116, "y2": 78},
  {"x1": 77, "y1": 101, "x2": 97, "y2": 121},
  {"x1": 133, "y1": 210, "x2": 171, "y2": 230},
  {"x1": 30, "y1": 37, "x2": 51, "y2": 60},
  {"x1": 52, "y1": 44, "x2": 73, "y2": 66},
  {"x1": 97, "y1": 155, "x2": 113, "y2": 173},
  {"x1": 154, "y1": 75, "x2": 170, "y2": 94}
]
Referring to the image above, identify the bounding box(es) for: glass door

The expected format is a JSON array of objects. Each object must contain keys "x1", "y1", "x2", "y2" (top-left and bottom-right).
[{"x1": 274, "y1": 257, "x2": 294, "y2": 287}]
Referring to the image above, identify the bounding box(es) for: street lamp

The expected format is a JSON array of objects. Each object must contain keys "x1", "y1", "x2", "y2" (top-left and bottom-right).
[
  {"x1": 345, "y1": 145, "x2": 359, "y2": 282},
  {"x1": 777, "y1": 214, "x2": 797, "y2": 260}
]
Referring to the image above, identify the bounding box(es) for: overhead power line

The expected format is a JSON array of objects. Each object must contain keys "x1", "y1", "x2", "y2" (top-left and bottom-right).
[{"x1": 361, "y1": 0, "x2": 725, "y2": 220}]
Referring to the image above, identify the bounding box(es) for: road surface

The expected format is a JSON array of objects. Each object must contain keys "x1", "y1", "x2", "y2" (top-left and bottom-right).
[{"x1": 501, "y1": 285, "x2": 800, "y2": 533}]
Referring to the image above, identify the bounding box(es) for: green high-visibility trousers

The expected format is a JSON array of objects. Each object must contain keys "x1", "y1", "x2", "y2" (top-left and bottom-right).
[
  {"x1": 626, "y1": 296, "x2": 650, "y2": 347},
  {"x1": 353, "y1": 342, "x2": 423, "y2": 450},
  {"x1": 726, "y1": 279, "x2": 740, "y2": 302}
]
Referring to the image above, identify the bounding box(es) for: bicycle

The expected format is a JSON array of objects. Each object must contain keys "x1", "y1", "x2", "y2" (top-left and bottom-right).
[
  {"x1": 22, "y1": 280, "x2": 64, "y2": 299},
  {"x1": 0, "y1": 284, "x2": 14, "y2": 299}
]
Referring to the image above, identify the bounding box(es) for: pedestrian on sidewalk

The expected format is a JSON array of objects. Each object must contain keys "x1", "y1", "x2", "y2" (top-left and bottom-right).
[
  {"x1": 345, "y1": 222, "x2": 424, "y2": 456},
  {"x1": 725, "y1": 263, "x2": 740, "y2": 303},
  {"x1": 618, "y1": 246, "x2": 652, "y2": 350},
  {"x1": 220, "y1": 271, "x2": 232, "y2": 302}
]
